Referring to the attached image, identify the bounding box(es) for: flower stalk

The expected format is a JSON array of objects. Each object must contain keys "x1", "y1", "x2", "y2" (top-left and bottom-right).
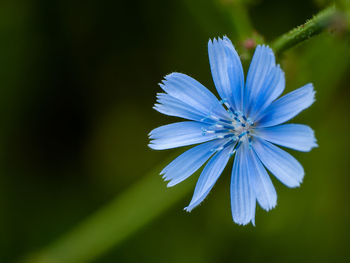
[
  {"x1": 271, "y1": 5, "x2": 338, "y2": 54},
  {"x1": 21, "y1": 159, "x2": 195, "y2": 263}
]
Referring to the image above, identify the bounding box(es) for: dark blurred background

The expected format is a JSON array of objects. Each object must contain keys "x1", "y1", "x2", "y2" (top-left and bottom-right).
[{"x1": 0, "y1": 0, "x2": 349, "y2": 262}]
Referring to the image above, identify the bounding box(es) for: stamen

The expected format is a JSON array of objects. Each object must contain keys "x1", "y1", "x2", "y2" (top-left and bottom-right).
[
  {"x1": 235, "y1": 141, "x2": 242, "y2": 150},
  {"x1": 224, "y1": 134, "x2": 238, "y2": 140},
  {"x1": 246, "y1": 118, "x2": 254, "y2": 126},
  {"x1": 214, "y1": 129, "x2": 230, "y2": 134},
  {"x1": 202, "y1": 109, "x2": 254, "y2": 153},
  {"x1": 248, "y1": 137, "x2": 253, "y2": 148},
  {"x1": 234, "y1": 117, "x2": 241, "y2": 123},
  {"x1": 220, "y1": 99, "x2": 235, "y2": 114},
  {"x1": 234, "y1": 111, "x2": 242, "y2": 116},
  {"x1": 219, "y1": 99, "x2": 227, "y2": 104},
  {"x1": 222, "y1": 140, "x2": 233, "y2": 148},
  {"x1": 238, "y1": 131, "x2": 248, "y2": 138},
  {"x1": 217, "y1": 118, "x2": 233, "y2": 124}
]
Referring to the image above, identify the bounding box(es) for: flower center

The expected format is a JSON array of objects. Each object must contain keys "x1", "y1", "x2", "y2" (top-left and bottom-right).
[{"x1": 201, "y1": 101, "x2": 254, "y2": 152}]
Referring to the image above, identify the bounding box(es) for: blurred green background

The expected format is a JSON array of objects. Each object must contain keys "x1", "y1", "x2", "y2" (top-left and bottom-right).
[{"x1": 0, "y1": 0, "x2": 349, "y2": 262}]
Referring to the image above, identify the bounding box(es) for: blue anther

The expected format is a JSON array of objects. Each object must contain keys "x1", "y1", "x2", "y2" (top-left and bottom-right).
[
  {"x1": 242, "y1": 115, "x2": 247, "y2": 121},
  {"x1": 241, "y1": 123, "x2": 246, "y2": 127},
  {"x1": 219, "y1": 124, "x2": 234, "y2": 129},
  {"x1": 222, "y1": 140, "x2": 233, "y2": 148},
  {"x1": 248, "y1": 137, "x2": 253, "y2": 148},
  {"x1": 234, "y1": 111, "x2": 242, "y2": 116},
  {"x1": 235, "y1": 141, "x2": 242, "y2": 150},
  {"x1": 234, "y1": 117, "x2": 241, "y2": 123},
  {"x1": 238, "y1": 131, "x2": 248, "y2": 138},
  {"x1": 217, "y1": 118, "x2": 232, "y2": 124},
  {"x1": 214, "y1": 129, "x2": 230, "y2": 134},
  {"x1": 225, "y1": 104, "x2": 236, "y2": 114},
  {"x1": 246, "y1": 117, "x2": 254, "y2": 125}
]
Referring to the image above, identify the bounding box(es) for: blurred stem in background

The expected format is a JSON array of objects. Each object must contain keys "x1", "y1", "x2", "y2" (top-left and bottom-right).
[
  {"x1": 21, "y1": 4, "x2": 345, "y2": 263},
  {"x1": 271, "y1": 5, "x2": 338, "y2": 54},
  {"x1": 22, "y1": 157, "x2": 195, "y2": 263}
]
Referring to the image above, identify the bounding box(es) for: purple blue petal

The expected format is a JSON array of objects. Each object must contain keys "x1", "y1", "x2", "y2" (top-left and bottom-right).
[
  {"x1": 185, "y1": 144, "x2": 233, "y2": 211},
  {"x1": 246, "y1": 145, "x2": 277, "y2": 211},
  {"x1": 162, "y1": 140, "x2": 225, "y2": 187},
  {"x1": 149, "y1": 121, "x2": 217, "y2": 150},
  {"x1": 252, "y1": 138, "x2": 304, "y2": 188},
  {"x1": 244, "y1": 45, "x2": 277, "y2": 116},
  {"x1": 257, "y1": 83, "x2": 315, "y2": 127},
  {"x1": 160, "y1": 73, "x2": 230, "y2": 121},
  {"x1": 208, "y1": 36, "x2": 244, "y2": 111},
  {"x1": 254, "y1": 124, "x2": 317, "y2": 152},
  {"x1": 231, "y1": 142, "x2": 256, "y2": 225}
]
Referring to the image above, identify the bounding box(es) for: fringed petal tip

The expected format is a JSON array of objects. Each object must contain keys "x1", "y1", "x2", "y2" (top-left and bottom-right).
[
  {"x1": 233, "y1": 217, "x2": 256, "y2": 226},
  {"x1": 183, "y1": 206, "x2": 192, "y2": 213},
  {"x1": 263, "y1": 201, "x2": 278, "y2": 212},
  {"x1": 183, "y1": 201, "x2": 203, "y2": 213},
  {"x1": 208, "y1": 35, "x2": 244, "y2": 112}
]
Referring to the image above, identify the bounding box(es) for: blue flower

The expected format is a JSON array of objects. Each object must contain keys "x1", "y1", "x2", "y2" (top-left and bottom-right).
[{"x1": 149, "y1": 36, "x2": 317, "y2": 225}]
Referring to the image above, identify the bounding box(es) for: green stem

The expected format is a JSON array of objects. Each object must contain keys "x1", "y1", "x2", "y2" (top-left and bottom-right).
[
  {"x1": 21, "y1": 159, "x2": 195, "y2": 263},
  {"x1": 271, "y1": 5, "x2": 337, "y2": 55}
]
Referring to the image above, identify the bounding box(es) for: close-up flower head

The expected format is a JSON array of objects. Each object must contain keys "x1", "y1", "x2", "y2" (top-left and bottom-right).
[{"x1": 149, "y1": 36, "x2": 317, "y2": 225}]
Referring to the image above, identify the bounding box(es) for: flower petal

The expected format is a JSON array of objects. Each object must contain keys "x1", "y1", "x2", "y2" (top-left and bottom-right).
[
  {"x1": 185, "y1": 144, "x2": 233, "y2": 211},
  {"x1": 252, "y1": 138, "x2": 304, "y2": 188},
  {"x1": 247, "y1": 147, "x2": 277, "y2": 211},
  {"x1": 208, "y1": 36, "x2": 244, "y2": 111},
  {"x1": 154, "y1": 93, "x2": 206, "y2": 122},
  {"x1": 245, "y1": 45, "x2": 280, "y2": 116},
  {"x1": 254, "y1": 124, "x2": 318, "y2": 152},
  {"x1": 256, "y1": 83, "x2": 315, "y2": 127},
  {"x1": 160, "y1": 73, "x2": 230, "y2": 121},
  {"x1": 248, "y1": 65, "x2": 285, "y2": 121},
  {"x1": 162, "y1": 140, "x2": 225, "y2": 187},
  {"x1": 149, "y1": 121, "x2": 217, "y2": 150},
  {"x1": 230, "y1": 142, "x2": 256, "y2": 225}
]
